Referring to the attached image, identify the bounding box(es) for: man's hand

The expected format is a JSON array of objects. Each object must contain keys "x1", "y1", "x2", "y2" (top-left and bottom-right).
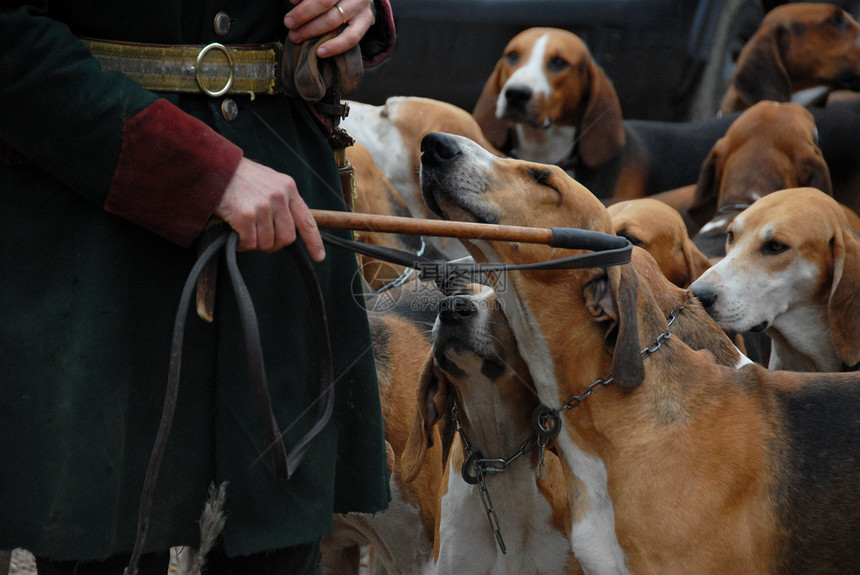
[
  {"x1": 283, "y1": 0, "x2": 375, "y2": 58},
  {"x1": 215, "y1": 157, "x2": 325, "y2": 261}
]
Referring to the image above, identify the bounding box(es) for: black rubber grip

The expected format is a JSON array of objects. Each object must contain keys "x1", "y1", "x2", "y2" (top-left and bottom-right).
[{"x1": 550, "y1": 227, "x2": 630, "y2": 251}]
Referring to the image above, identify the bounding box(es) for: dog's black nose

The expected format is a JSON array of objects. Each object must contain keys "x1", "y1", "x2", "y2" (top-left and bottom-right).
[
  {"x1": 505, "y1": 86, "x2": 532, "y2": 108},
  {"x1": 439, "y1": 295, "x2": 476, "y2": 325},
  {"x1": 692, "y1": 289, "x2": 718, "y2": 309},
  {"x1": 421, "y1": 132, "x2": 462, "y2": 167}
]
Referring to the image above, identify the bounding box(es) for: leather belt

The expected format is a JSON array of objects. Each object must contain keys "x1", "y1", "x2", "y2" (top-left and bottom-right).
[{"x1": 80, "y1": 38, "x2": 283, "y2": 97}]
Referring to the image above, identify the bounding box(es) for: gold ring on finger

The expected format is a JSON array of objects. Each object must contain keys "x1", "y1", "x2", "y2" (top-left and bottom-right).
[{"x1": 335, "y1": 4, "x2": 348, "y2": 25}]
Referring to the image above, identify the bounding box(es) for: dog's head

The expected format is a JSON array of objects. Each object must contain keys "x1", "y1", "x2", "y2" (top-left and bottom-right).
[
  {"x1": 472, "y1": 27, "x2": 625, "y2": 168},
  {"x1": 689, "y1": 187, "x2": 860, "y2": 369},
  {"x1": 343, "y1": 97, "x2": 501, "y2": 213},
  {"x1": 343, "y1": 97, "x2": 501, "y2": 259},
  {"x1": 689, "y1": 101, "x2": 832, "y2": 258},
  {"x1": 608, "y1": 198, "x2": 712, "y2": 288},
  {"x1": 420, "y1": 132, "x2": 648, "y2": 398},
  {"x1": 400, "y1": 285, "x2": 537, "y2": 482},
  {"x1": 420, "y1": 131, "x2": 613, "y2": 235},
  {"x1": 721, "y1": 3, "x2": 860, "y2": 113}
]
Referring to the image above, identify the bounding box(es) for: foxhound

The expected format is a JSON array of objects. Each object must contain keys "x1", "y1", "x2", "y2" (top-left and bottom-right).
[
  {"x1": 686, "y1": 100, "x2": 860, "y2": 260},
  {"x1": 607, "y1": 198, "x2": 711, "y2": 288},
  {"x1": 401, "y1": 285, "x2": 582, "y2": 575},
  {"x1": 471, "y1": 27, "x2": 738, "y2": 200},
  {"x1": 401, "y1": 266, "x2": 742, "y2": 574},
  {"x1": 689, "y1": 187, "x2": 860, "y2": 373},
  {"x1": 418, "y1": 131, "x2": 860, "y2": 574},
  {"x1": 343, "y1": 96, "x2": 502, "y2": 259},
  {"x1": 720, "y1": 2, "x2": 860, "y2": 114},
  {"x1": 686, "y1": 101, "x2": 833, "y2": 257}
]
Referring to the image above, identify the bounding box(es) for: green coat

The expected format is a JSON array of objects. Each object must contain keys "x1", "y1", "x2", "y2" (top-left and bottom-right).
[{"x1": 0, "y1": 0, "x2": 393, "y2": 560}]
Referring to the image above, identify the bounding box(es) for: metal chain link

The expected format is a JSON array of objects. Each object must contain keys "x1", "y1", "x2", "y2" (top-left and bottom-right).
[
  {"x1": 555, "y1": 303, "x2": 686, "y2": 415},
  {"x1": 475, "y1": 466, "x2": 508, "y2": 554},
  {"x1": 449, "y1": 304, "x2": 686, "y2": 556},
  {"x1": 453, "y1": 404, "x2": 541, "y2": 554},
  {"x1": 453, "y1": 405, "x2": 539, "y2": 476},
  {"x1": 537, "y1": 438, "x2": 548, "y2": 480}
]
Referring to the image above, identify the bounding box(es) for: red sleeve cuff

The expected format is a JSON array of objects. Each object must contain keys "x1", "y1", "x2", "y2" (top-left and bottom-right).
[
  {"x1": 105, "y1": 99, "x2": 243, "y2": 247},
  {"x1": 361, "y1": 0, "x2": 396, "y2": 68}
]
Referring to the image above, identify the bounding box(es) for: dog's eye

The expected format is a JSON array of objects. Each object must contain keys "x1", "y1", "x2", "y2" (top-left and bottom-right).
[
  {"x1": 618, "y1": 232, "x2": 643, "y2": 246},
  {"x1": 762, "y1": 239, "x2": 789, "y2": 255},
  {"x1": 827, "y1": 12, "x2": 848, "y2": 29},
  {"x1": 505, "y1": 51, "x2": 520, "y2": 66},
  {"x1": 547, "y1": 57, "x2": 570, "y2": 72},
  {"x1": 528, "y1": 167, "x2": 563, "y2": 203},
  {"x1": 529, "y1": 167, "x2": 553, "y2": 187}
]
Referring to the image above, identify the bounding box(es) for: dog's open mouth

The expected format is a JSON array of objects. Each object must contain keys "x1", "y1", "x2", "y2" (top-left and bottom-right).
[
  {"x1": 749, "y1": 321, "x2": 769, "y2": 333},
  {"x1": 501, "y1": 108, "x2": 550, "y2": 130}
]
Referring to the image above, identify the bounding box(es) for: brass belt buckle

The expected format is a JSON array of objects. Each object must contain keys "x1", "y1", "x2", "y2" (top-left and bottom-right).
[{"x1": 195, "y1": 42, "x2": 234, "y2": 97}]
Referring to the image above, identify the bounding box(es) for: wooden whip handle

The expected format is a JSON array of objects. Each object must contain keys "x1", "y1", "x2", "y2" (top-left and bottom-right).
[{"x1": 311, "y1": 210, "x2": 554, "y2": 245}]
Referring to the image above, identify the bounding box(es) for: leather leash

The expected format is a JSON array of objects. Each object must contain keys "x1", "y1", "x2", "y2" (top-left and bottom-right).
[
  {"x1": 126, "y1": 229, "x2": 333, "y2": 575},
  {"x1": 314, "y1": 211, "x2": 633, "y2": 294}
]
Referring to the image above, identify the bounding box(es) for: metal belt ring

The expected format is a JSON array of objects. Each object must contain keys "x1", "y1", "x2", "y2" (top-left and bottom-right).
[{"x1": 195, "y1": 42, "x2": 234, "y2": 97}]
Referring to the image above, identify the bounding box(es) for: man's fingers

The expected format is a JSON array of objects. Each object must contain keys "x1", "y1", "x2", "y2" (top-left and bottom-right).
[
  {"x1": 286, "y1": 11, "x2": 341, "y2": 45},
  {"x1": 255, "y1": 217, "x2": 277, "y2": 253},
  {"x1": 285, "y1": 0, "x2": 372, "y2": 51},
  {"x1": 316, "y1": 24, "x2": 366, "y2": 58},
  {"x1": 233, "y1": 221, "x2": 257, "y2": 252},
  {"x1": 215, "y1": 158, "x2": 326, "y2": 257},
  {"x1": 291, "y1": 197, "x2": 326, "y2": 261},
  {"x1": 284, "y1": 0, "x2": 337, "y2": 32}
]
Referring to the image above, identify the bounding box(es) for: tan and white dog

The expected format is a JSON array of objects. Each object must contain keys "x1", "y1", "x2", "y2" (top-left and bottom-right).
[
  {"x1": 471, "y1": 27, "x2": 739, "y2": 201},
  {"x1": 401, "y1": 285, "x2": 582, "y2": 575},
  {"x1": 419, "y1": 132, "x2": 860, "y2": 574},
  {"x1": 689, "y1": 187, "x2": 860, "y2": 372},
  {"x1": 472, "y1": 27, "x2": 624, "y2": 171},
  {"x1": 471, "y1": 27, "x2": 619, "y2": 167},
  {"x1": 343, "y1": 96, "x2": 501, "y2": 259},
  {"x1": 400, "y1": 261, "x2": 743, "y2": 575}
]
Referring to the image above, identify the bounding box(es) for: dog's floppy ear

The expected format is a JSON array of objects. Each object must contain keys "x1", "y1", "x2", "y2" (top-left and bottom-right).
[
  {"x1": 828, "y1": 227, "x2": 860, "y2": 367},
  {"x1": 798, "y1": 151, "x2": 834, "y2": 197},
  {"x1": 583, "y1": 264, "x2": 644, "y2": 390},
  {"x1": 729, "y1": 25, "x2": 793, "y2": 111},
  {"x1": 576, "y1": 61, "x2": 626, "y2": 169},
  {"x1": 473, "y1": 59, "x2": 512, "y2": 152},
  {"x1": 401, "y1": 351, "x2": 450, "y2": 483},
  {"x1": 681, "y1": 238, "x2": 713, "y2": 287},
  {"x1": 687, "y1": 145, "x2": 723, "y2": 228}
]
